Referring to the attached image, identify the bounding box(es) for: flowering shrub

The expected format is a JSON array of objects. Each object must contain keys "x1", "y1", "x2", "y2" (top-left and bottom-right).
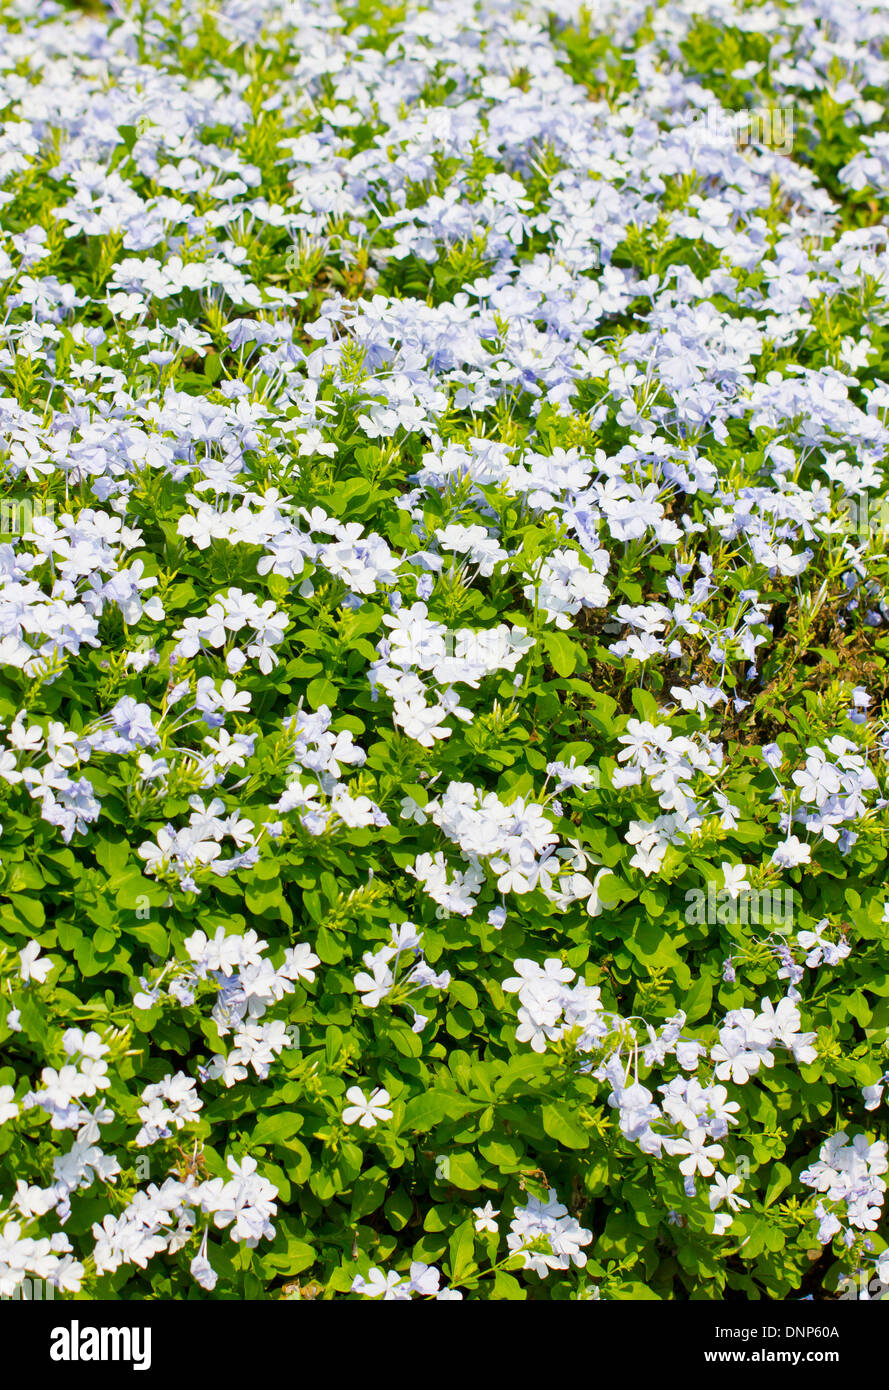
[{"x1": 1, "y1": 0, "x2": 889, "y2": 1303}]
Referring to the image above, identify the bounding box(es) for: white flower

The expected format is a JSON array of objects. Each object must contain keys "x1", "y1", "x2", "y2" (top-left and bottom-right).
[
  {"x1": 190, "y1": 1253, "x2": 218, "y2": 1290},
  {"x1": 342, "y1": 1086, "x2": 392, "y2": 1129},
  {"x1": 19, "y1": 941, "x2": 52, "y2": 984},
  {"x1": 351, "y1": 1267, "x2": 406, "y2": 1299},
  {"x1": 720, "y1": 861, "x2": 750, "y2": 899},
  {"x1": 667, "y1": 1128, "x2": 725, "y2": 1178},
  {"x1": 0, "y1": 1085, "x2": 18, "y2": 1125},
  {"x1": 708, "y1": 1173, "x2": 750, "y2": 1213},
  {"x1": 473, "y1": 1201, "x2": 500, "y2": 1233},
  {"x1": 771, "y1": 835, "x2": 811, "y2": 869}
]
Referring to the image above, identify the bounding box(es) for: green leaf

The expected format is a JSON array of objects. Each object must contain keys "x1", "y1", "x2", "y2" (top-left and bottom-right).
[
  {"x1": 402, "y1": 1092, "x2": 481, "y2": 1131},
  {"x1": 253, "y1": 1112, "x2": 304, "y2": 1146},
  {"x1": 307, "y1": 677, "x2": 338, "y2": 708},
  {"x1": 543, "y1": 630, "x2": 579, "y2": 676},
  {"x1": 351, "y1": 1168, "x2": 388, "y2": 1221},
  {"x1": 682, "y1": 971, "x2": 713, "y2": 1023},
  {"x1": 764, "y1": 1162, "x2": 791, "y2": 1208},
  {"x1": 445, "y1": 1152, "x2": 485, "y2": 1191},
  {"x1": 447, "y1": 1219, "x2": 477, "y2": 1282},
  {"x1": 541, "y1": 1102, "x2": 588, "y2": 1150}
]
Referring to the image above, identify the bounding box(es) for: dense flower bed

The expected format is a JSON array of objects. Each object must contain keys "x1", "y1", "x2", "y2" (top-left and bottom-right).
[{"x1": 1, "y1": 0, "x2": 889, "y2": 1302}]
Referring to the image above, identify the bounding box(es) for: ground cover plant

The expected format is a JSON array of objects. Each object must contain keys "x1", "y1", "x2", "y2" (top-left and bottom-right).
[{"x1": 1, "y1": 0, "x2": 889, "y2": 1304}]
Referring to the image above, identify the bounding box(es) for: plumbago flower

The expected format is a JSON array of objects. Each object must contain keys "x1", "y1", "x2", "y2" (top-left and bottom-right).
[
  {"x1": 342, "y1": 1086, "x2": 393, "y2": 1129},
  {"x1": 2, "y1": 0, "x2": 889, "y2": 1307}
]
